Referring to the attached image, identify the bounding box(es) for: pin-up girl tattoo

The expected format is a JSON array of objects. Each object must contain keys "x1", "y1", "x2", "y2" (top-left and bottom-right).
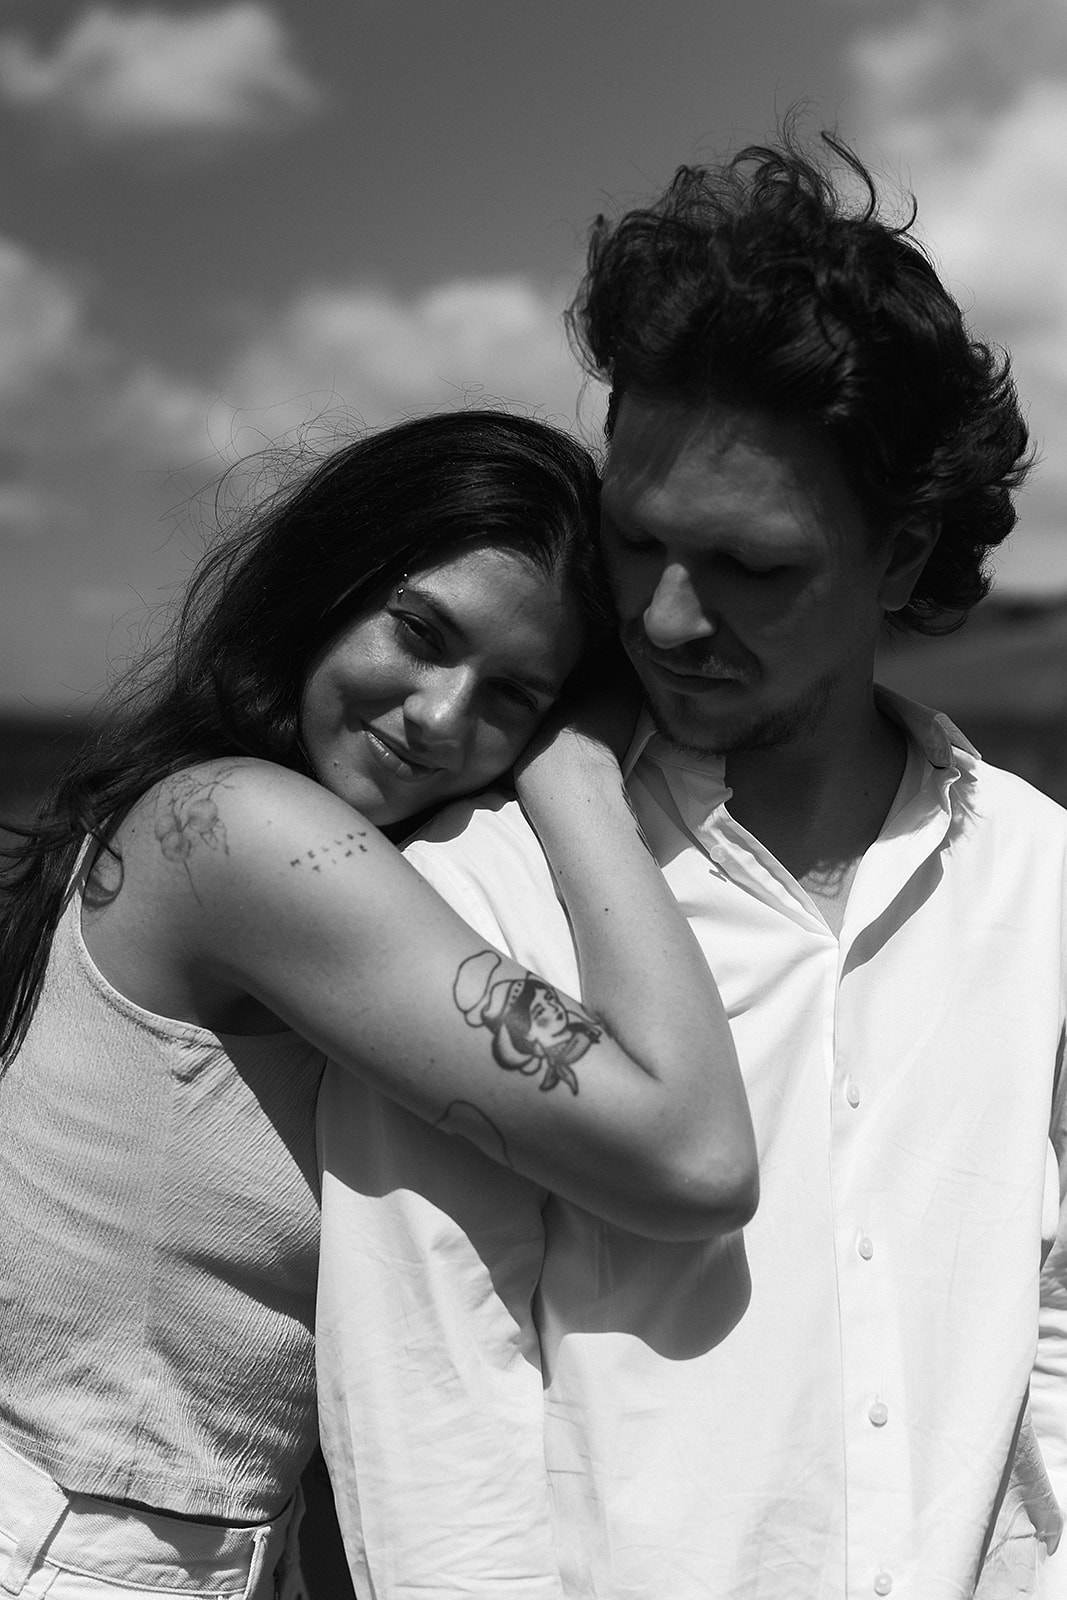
[{"x1": 453, "y1": 951, "x2": 601, "y2": 1094}]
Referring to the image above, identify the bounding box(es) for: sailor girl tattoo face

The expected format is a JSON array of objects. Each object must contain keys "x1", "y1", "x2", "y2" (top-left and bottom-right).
[{"x1": 453, "y1": 950, "x2": 601, "y2": 1094}]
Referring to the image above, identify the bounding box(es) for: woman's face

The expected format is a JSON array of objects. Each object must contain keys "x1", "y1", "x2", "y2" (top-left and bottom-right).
[
  {"x1": 300, "y1": 546, "x2": 586, "y2": 826},
  {"x1": 524, "y1": 983, "x2": 570, "y2": 1047}
]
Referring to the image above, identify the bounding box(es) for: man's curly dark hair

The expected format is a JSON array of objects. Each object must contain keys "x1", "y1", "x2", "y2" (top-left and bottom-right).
[{"x1": 567, "y1": 131, "x2": 1032, "y2": 634}]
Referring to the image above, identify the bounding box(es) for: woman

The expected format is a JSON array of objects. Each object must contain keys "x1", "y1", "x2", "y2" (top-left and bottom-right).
[{"x1": 0, "y1": 411, "x2": 756, "y2": 1597}]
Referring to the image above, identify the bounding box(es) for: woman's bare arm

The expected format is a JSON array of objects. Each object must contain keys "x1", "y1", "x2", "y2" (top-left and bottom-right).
[
  {"x1": 514, "y1": 714, "x2": 757, "y2": 1233},
  {"x1": 86, "y1": 758, "x2": 756, "y2": 1241}
]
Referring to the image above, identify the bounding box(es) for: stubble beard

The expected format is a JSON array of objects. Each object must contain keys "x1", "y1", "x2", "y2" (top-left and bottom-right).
[{"x1": 643, "y1": 665, "x2": 840, "y2": 761}]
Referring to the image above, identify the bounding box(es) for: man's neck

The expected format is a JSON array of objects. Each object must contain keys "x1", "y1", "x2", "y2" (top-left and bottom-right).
[{"x1": 721, "y1": 704, "x2": 908, "y2": 934}]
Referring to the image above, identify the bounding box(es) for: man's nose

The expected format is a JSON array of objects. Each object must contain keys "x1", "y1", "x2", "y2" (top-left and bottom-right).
[
  {"x1": 642, "y1": 562, "x2": 717, "y2": 650},
  {"x1": 404, "y1": 671, "x2": 475, "y2": 767}
]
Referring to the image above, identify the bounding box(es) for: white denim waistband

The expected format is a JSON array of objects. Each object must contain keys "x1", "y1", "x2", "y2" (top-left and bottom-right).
[{"x1": 0, "y1": 1432, "x2": 293, "y2": 1596}]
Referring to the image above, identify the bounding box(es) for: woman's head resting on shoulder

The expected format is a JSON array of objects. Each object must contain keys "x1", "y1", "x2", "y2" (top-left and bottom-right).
[
  {"x1": 0, "y1": 412, "x2": 604, "y2": 1062},
  {"x1": 300, "y1": 543, "x2": 585, "y2": 826},
  {"x1": 180, "y1": 409, "x2": 607, "y2": 827}
]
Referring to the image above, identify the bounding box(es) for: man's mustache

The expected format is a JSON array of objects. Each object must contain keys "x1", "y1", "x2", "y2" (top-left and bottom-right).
[{"x1": 620, "y1": 623, "x2": 755, "y2": 684}]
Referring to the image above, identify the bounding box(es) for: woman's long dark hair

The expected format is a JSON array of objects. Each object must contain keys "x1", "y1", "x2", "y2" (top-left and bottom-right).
[{"x1": 0, "y1": 410, "x2": 603, "y2": 1060}]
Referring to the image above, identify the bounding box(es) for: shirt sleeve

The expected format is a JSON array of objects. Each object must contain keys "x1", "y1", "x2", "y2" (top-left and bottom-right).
[
  {"x1": 1032, "y1": 1034, "x2": 1067, "y2": 1596},
  {"x1": 315, "y1": 811, "x2": 568, "y2": 1600}
]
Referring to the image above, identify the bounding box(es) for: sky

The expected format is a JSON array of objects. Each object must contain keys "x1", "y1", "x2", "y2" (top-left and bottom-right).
[{"x1": 2, "y1": 0, "x2": 1067, "y2": 709}]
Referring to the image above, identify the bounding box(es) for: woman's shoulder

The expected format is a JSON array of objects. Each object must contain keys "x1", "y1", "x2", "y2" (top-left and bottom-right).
[
  {"x1": 120, "y1": 758, "x2": 364, "y2": 852},
  {"x1": 84, "y1": 758, "x2": 400, "y2": 1026},
  {"x1": 137, "y1": 755, "x2": 326, "y2": 814},
  {"x1": 104, "y1": 757, "x2": 395, "y2": 912}
]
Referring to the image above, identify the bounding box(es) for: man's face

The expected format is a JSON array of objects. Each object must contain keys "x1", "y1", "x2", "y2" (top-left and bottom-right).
[{"x1": 601, "y1": 393, "x2": 901, "y2": 759}]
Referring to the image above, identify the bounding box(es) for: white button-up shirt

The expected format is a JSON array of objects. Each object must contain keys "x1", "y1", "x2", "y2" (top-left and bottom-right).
[{"x1": 317, "y1": 692, "x2": 1067, "y2": 1600}]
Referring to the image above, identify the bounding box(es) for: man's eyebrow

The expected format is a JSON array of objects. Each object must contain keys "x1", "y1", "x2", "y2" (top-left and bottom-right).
[
  {"x1": 399, "y1": 584, "x2": 564, "y2": 699},
  {"x1": 601, "y1": 503, "x2": 811, "y2": 564}
]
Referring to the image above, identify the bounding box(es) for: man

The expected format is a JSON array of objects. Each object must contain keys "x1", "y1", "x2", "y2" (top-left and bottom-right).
[{"x1": 315, "y1": 133, "x2": 1067, "y2": 1598}]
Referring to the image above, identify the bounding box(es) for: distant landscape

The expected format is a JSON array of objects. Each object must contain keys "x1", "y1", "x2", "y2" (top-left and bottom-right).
[
  {"x1": 2, "y1": 593, "x2": 1066, "y2": 847},
  {"x1": 0, "y1": 714, "x2": 96, "y2": 847},
  {"x1": 875, "y1": 592, "x2": 1067, "y2": 807}
]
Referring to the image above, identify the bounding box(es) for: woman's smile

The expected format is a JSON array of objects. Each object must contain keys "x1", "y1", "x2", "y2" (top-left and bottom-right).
[{"x1": 359, "y1": 723, "x2": 447, "y2": 781}]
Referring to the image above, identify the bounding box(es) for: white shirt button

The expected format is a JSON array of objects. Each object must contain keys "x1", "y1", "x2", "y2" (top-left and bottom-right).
[
  {"x1": 846, "y1": 1080, "x2": 861, "y2": 1107},
  {"x1": 858, "y1": 1236, "x2": 874, "y2": 1260},
  {"x1": 868, "y1": 1400, "x2": 888, "y2": 1427},
  {"x1": 874, "y1": 1573, "x2": 893, "y2": 1595}
]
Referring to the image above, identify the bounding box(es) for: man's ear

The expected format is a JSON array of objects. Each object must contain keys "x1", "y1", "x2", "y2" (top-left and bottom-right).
[{"x1": 879, "y1": 516, "x2": 941, "y2": 613}]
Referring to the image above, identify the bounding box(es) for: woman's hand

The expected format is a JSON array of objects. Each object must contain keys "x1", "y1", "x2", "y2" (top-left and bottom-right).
[{"x1": 514, "y1": 641, "x2": 644, "y2": 790}]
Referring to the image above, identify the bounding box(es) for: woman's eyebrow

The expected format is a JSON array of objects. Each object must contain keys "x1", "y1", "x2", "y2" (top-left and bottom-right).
[{"x1": 400, "y1": 584, "x2": 564, "y2": 699}]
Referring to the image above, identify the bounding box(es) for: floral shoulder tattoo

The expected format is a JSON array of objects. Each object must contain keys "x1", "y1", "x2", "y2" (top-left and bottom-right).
[{"x1": 153, "y1": 771, "x2": 229, "y2": 872}]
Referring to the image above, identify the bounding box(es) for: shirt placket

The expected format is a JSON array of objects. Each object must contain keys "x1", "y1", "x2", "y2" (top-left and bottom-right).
[
  {"x1": 831, "y1": 965, "x2": 910, "y2": 1600},
  {"x1": 661, "y1": 749, "x2": 962, "y2": 1599},
  {"x1": 832, "y1": 771, "x2": 960, "y2": 1600}
]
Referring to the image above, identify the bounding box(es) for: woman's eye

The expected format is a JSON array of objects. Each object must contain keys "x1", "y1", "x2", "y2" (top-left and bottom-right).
[
  {"x1": 493, "y1": 681, "x2": 541, "y2": 717},
  {"x1": 392, "y1": 613, "x2": 442, "y2": 655}
]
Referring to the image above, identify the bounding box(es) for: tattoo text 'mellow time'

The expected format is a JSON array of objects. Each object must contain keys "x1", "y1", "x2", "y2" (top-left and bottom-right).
[{"x1": 287, "y1": 831, "x2": 369, "y2": 871}]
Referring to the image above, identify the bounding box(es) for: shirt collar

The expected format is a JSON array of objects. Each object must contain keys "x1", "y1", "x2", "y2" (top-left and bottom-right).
[
  {"x1": 621, "y1": 707, "x2": 657, "y2": 780},
  {"x1": 872, "y1": 684, "x2": 979, "y2": 770},
  {"x1": 621, "y1": 687, "x2": 979, "y2": 783}
]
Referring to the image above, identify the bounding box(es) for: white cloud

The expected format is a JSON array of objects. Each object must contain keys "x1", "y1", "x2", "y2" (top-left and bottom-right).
[
  {"x1": 216, "y1": 277, "x2": 600, "y2": 445},
  {"x1": 0, "y1": 258, "x2": 595, "y2": 556},
  {"x1": 0, "y1": 248, "x2": 604, "y2": 703},
  {"x1": 0, "y1": 242, "x2": 85, "y2": 395},
  {"x1": 849, "y1": 0, "x2": 1067, "y2": 120},
  {"x1": 846, "y1": 0, "x2": 1067, "y2": 592},
  {"x1": 0, "y1": 236, "x2": 217, "y2": 541},
  {"x1": 0, "y1": 483, "x2": 63, "y2": 541},
  {"x1": 0, "y1": 3, "x2": 321, "y2": 146}
]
